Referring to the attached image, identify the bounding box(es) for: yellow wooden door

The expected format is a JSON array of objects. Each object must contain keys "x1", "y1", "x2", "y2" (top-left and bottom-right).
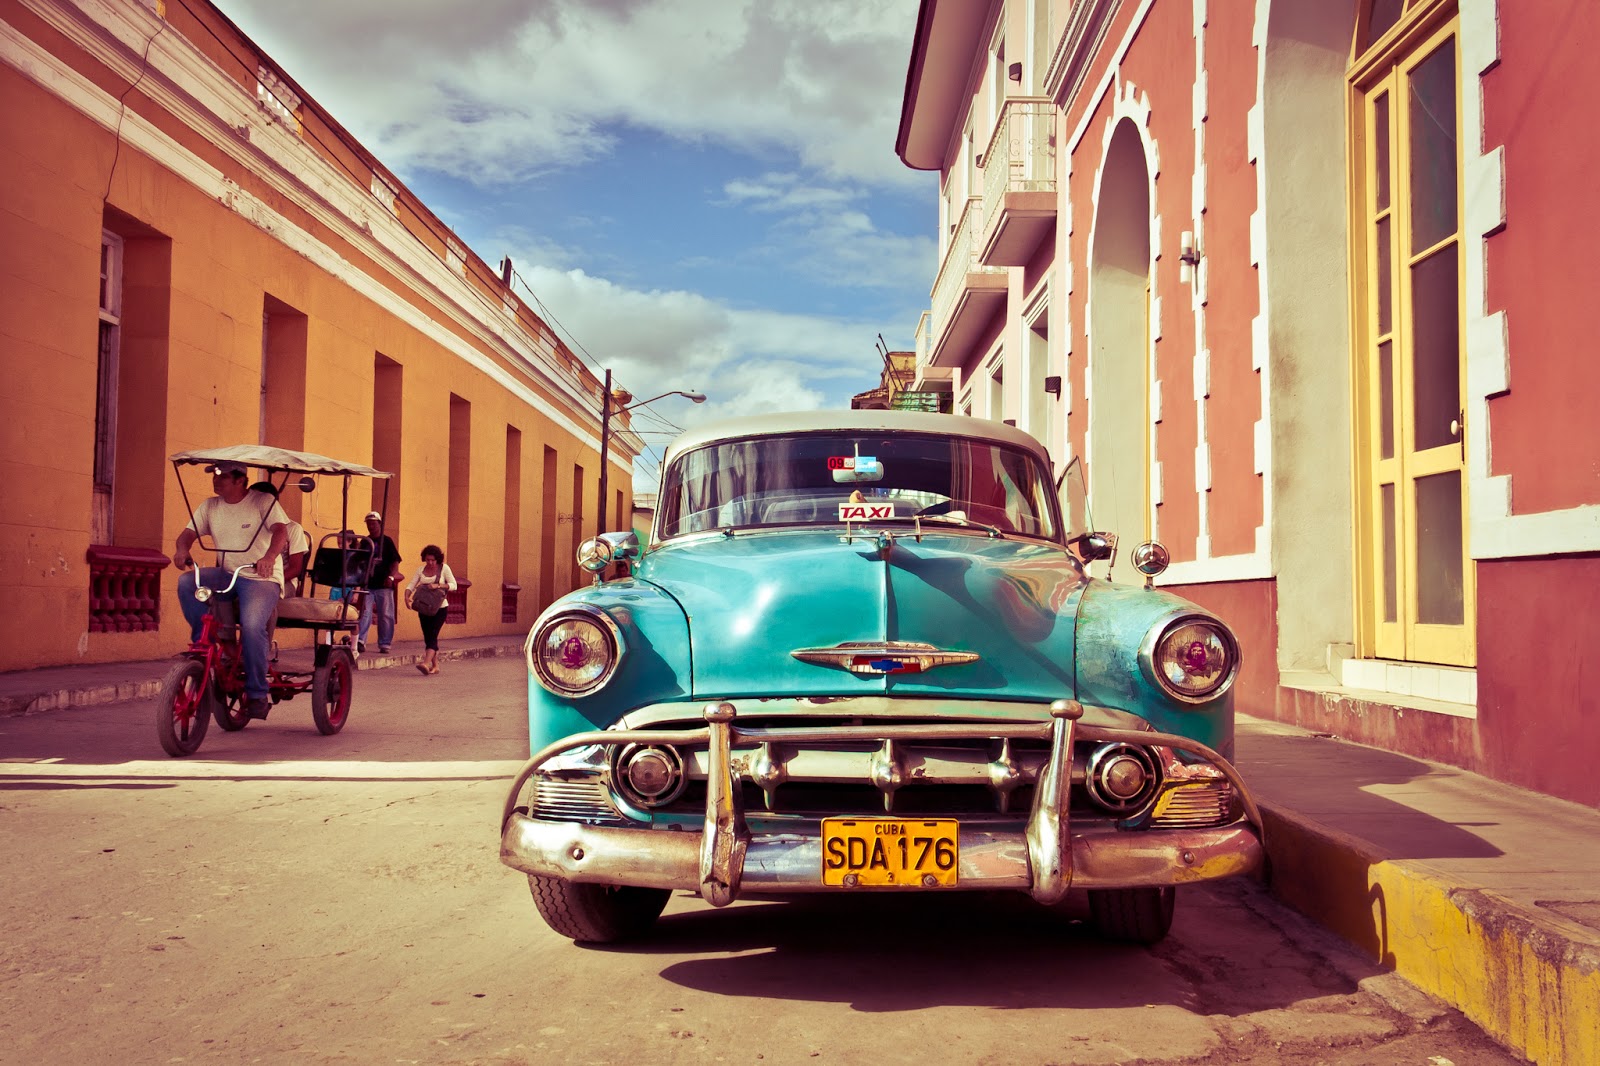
[{"x1": 1354, "y1": 11, "x2": 1473, "y2": 666}]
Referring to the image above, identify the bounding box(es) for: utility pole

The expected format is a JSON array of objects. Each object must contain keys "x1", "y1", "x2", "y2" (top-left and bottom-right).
[{"x1": 597, "y1": 368, "x2": 612, "y2": 534}]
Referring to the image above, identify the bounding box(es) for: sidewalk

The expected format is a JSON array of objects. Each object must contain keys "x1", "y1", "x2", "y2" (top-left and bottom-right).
[
  {"x1": 1, "y1": 652, "x2": 1594, "y2": 1063},
  {"x1": 0, "y1": 634, "x2": 525, "y2": 718}
]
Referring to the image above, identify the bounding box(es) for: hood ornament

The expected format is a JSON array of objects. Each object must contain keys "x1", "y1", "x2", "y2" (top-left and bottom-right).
[{"x1": 791, "y1": 640, "x2": 979, "y2": 676}]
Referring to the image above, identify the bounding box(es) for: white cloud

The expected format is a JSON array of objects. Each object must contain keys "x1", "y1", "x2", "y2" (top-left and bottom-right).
[
  {"x1": 224, "y1": 0, "x2": 923, "y2": 189},
  {"x1": 506, "y1": 260, "x2": 901, "y2": 489},
  {"x1": 508, "y1": 260, "x2": 885, "y2": 418}
]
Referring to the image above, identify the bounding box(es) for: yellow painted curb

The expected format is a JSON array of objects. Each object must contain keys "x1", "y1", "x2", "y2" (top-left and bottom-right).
[{"x1": 1262, "y1": 804, "x2": 1600, "y2": 1065}]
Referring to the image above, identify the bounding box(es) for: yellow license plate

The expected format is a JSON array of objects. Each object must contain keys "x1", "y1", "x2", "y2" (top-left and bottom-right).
[{"x1": 821, "y1": 818, "x2": 958, "y2": 887}]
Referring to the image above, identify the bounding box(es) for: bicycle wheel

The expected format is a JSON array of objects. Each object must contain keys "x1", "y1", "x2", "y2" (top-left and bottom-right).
[
  {"x1": 210, "y1": 685, "x2": 250, "y2": 732},
  {"x1": 157, "y1": 659, "x2": 211, "y2": 757},
  {"x1": 311, "y1": 648, "x2": 354, "y2": 735}
]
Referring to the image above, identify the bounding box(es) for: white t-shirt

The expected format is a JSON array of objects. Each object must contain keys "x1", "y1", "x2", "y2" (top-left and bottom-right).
[
  {"x1": 284, "y1": 520, "x2": 311, "y2": 556},
  {"x1": 187, "y1": 492, "x2": 290, "y2": 586}
]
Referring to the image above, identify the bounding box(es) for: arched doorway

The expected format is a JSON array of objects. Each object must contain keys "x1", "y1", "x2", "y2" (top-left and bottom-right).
[{"x1": 1087, "y1": 116, "x2": 1152, "y2": 584}]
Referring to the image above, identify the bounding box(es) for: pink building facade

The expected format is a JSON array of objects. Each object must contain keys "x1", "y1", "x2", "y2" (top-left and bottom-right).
[{"x1": 897, "y1": 0, "x2": 1600, "y2": 807}]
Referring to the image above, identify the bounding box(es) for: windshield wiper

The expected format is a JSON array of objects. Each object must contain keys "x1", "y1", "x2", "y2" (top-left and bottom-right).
[{"x1": 914, "y1": 512, "x2": 1003, "y2": 539}]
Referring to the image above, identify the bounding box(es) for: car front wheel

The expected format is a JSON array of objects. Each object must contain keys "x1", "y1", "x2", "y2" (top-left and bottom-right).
[
  {"x1": 528, "y1": 876, "x2": 670, "y2": 943},
  {"x1": 1088, "y1": 886, "x2": 1175, "y2": 944}
]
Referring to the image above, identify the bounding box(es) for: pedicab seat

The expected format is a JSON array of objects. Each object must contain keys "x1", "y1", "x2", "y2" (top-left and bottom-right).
[{"x1": 277, "y1": 596, "x2": 360, "y2": 626}]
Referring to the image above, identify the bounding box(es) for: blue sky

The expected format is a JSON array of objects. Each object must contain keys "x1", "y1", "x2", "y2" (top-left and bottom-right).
[{"x1": 219, "y1": 0, "x2": 938, "y2": 482}]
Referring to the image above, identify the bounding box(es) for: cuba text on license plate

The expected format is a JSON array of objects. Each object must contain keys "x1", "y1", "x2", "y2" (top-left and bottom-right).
[{"x1": 821, "y1": 818, "x2": 958, "y2": 887}]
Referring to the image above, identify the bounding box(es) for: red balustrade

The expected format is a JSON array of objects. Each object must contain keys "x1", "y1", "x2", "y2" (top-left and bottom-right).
[{"x1": 86, "y1": 545, "x2": 171, "y2": 633}]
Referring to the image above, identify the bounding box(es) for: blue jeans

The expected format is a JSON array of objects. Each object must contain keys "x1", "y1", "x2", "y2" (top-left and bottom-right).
[
  {"x1": 358, "y1": 587, "x2": 395, "y2": 648},
  {"x1": 178, "y1": 567, "x2": 279, "y2": 700}
]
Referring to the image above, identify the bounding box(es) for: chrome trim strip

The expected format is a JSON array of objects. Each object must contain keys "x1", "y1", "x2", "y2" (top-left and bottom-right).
[
  {"x1": 615, "y1": 697, "x2": 1154, "y2": 733},
  {"x1": 791, "y1": 640, "x2": 981, "y2": 676}
]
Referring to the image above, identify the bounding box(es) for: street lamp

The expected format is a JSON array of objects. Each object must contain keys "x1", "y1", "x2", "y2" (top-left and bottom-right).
[{"x1": 596, "y1": 368, "x2": 705, "y2": 533}]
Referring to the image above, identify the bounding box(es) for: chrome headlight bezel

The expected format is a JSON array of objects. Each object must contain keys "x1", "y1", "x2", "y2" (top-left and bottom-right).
[
  {"x1": 525, "y1": 603, "x2": 625, "y2": 697},
  {"x1": 1139, "y1": 613, "x2": 1240, "y2": 704}
]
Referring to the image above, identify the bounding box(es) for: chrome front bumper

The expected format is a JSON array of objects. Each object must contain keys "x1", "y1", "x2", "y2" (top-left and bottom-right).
[{"x1": 498, "y1": 699, "x2": 1265, "y2": 906}]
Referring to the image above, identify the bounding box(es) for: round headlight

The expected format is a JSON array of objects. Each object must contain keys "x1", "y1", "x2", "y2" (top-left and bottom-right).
[
  {"x1": 529, "y1": 609, "x2": 622, "y2": 695},
  {"x1": 1151, "y1": 619, "x2": 1237, "y2": 701}
]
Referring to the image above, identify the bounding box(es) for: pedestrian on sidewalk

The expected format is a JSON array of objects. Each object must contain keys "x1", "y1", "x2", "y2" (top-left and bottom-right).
[
  {"x1": 403, "y1": 545, "x2": 456, "y2": 675},
  {"x1": 357, "y1": 511, "x2": 403, "y2": 654}
]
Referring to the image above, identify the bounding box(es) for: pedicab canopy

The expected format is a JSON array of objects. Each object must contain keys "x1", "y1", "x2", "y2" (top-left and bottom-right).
[{"x1": 169, "y1": 445, "x2": 391, "y2": 479}]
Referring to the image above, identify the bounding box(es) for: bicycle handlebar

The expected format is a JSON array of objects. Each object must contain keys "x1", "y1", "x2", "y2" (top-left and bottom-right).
[{"x1": 192, "y1": 563, "x2": 256, "y2": 603}]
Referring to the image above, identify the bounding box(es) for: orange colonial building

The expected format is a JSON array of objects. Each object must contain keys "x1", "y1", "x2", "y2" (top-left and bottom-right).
[
  {"x1": 1, "y1": 0, "x2": 639, "y2": 671},
  {"x1": 897, "y1": 0, "x2": 1600, "y2": 807}
]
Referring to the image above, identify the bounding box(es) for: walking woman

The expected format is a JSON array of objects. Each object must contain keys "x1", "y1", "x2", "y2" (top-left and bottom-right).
[{"x1": 403, "y1": 544, "x2": 457, "y2": 675}]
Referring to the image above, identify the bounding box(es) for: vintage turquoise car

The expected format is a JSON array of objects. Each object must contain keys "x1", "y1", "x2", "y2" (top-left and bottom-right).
[{"x1": 498, "y1": 411, "x2": 1264, "y2": 944}]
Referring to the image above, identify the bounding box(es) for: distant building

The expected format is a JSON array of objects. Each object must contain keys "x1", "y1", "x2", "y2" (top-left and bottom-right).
[
  {"x1": 631, "y1": 492, "x2": 657, "y2": 543},
  {"x1": 851, "y1": 348, "x2": 949, "y2": 413},
  {"x1": 0, "y1": 0, "x2": 639, "y2": 670},
  {"x1": 896, "y1": 0, "x2": 1600, "y2": 807}
]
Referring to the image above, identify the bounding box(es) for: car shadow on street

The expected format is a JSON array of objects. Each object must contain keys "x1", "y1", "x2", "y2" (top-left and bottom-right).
[{"x1": 605, "y1": 881, "x2": 1371, "y2": 1015}]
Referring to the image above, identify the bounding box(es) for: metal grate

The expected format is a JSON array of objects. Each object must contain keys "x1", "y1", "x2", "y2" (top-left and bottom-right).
[
  {"x1": 1149, "y1": 784, "x2": 1234, "y2": 828},
  {"x1": 533, "y1": 779, "x2": 621, "y2": 823}
]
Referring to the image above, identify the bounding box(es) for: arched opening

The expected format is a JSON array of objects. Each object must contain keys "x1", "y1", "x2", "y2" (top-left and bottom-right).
[{"x1": 1088, "y1": 117, "x2": 1151, "y2": 584}]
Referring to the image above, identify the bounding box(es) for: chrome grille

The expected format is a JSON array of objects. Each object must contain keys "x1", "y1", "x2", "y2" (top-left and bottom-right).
[
  {"x1": 1149, "y1": 783, "x2": 1234, "y2": 828},
  {"x1": 648, "y1": 736, "x2": 1155, "y2": 819},
  {"x1": 532, "y1": 779, "x2": 621, "y2": 823}
]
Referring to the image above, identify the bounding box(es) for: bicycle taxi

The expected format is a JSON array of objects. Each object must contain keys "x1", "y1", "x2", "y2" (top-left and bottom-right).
[{"x1": 158, "y1": 445, "x2": 392, "y2": 757}]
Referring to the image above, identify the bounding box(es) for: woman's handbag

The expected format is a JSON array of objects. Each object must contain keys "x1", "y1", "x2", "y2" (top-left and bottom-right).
[{"x1": 413, "y1": 581, "x2": 448, "y2": 616}]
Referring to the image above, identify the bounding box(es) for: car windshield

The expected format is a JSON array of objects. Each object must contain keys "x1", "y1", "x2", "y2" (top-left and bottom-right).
[{"x1": 656, "y1": 432, "x2": 1061, "y2": 542}]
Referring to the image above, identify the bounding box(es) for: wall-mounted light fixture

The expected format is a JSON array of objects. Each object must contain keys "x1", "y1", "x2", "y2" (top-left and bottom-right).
[
  {"x1": 1178, "y1": 230, "x2": 1201, "y2": 284},
  {"x1": 1008, "y1": 62, "x2": 1022, "y2": 82},
  {"x1": 1044, "y1": 375, "x2": 1062, "y2": 397}
]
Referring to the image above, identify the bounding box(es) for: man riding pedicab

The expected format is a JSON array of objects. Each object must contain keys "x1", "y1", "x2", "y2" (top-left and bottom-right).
[{"x1": 172, "y1": 460, "x2": 288, "y2": 720}]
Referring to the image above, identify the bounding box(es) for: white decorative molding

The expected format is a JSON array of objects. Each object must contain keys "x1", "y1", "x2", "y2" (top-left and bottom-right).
[
  {"x1": 1339, "y1": 658, "x2": 1478, "y2": 715},
  {"x1": 255, "y1": 63, "x2": 299, "y2": 129},
  {"x1": 369, "y1": 170, "x2": 398, "y2": 213},
  {"x1": 1158, "y1": 550, "x2": 1273, "y2": 586},
  {"x1": 1247, "y1": 0, "x2": 1272, "y2": 576},
  {"x1": 1456, "y1": 2, "x2": 1598, "y2": 556},
  {"x1": 1, "y1": 4, "x2": 610, "y2": 454},
  {"x1": 1191, "y1": 0, "x2": 1212, "y2": 564}
]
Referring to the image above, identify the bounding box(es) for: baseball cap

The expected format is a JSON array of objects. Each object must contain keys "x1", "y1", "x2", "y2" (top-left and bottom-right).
[
  {"x1": 207, "y1": 461, "x2": 248, "y2": 477},
  {"x1": 364, "y1": 511, "x2": 383, "y2": 522}
]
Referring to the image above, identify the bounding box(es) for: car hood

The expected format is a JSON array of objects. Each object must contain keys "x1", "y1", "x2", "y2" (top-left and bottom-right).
[{"x1": 634, "y1": 529, "x2": 1086, "y2": 702}]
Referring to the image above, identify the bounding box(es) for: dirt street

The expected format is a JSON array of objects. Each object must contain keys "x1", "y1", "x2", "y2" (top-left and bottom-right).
[{"x1": 0, "y1": 655, "x2": 1520, "y2": 1065}]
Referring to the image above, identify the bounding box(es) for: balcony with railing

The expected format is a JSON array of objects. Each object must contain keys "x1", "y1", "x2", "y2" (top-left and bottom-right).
[
  {"x1": 910, "y1": 309, "x2": 954, "y2": 397},
  {"x1": 930, "y1": 197, "x2": 1008, "y2": 367},
  {"x1": 980, "y1": 98, "x2": 1058, "y2": 267}
]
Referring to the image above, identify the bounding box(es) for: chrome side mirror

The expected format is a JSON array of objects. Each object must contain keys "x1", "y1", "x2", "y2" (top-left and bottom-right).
[
  {"x1": 1071, "y1": 531, "x2": 1118, "y2": 563},
  {"x1": 296, "y1": 476, "x2": 316, "y2": 493}
]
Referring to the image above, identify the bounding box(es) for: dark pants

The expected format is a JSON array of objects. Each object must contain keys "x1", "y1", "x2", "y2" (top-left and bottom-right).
[{"x1": 418, "y1": 608, "x2": 447, "y2": 650}]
